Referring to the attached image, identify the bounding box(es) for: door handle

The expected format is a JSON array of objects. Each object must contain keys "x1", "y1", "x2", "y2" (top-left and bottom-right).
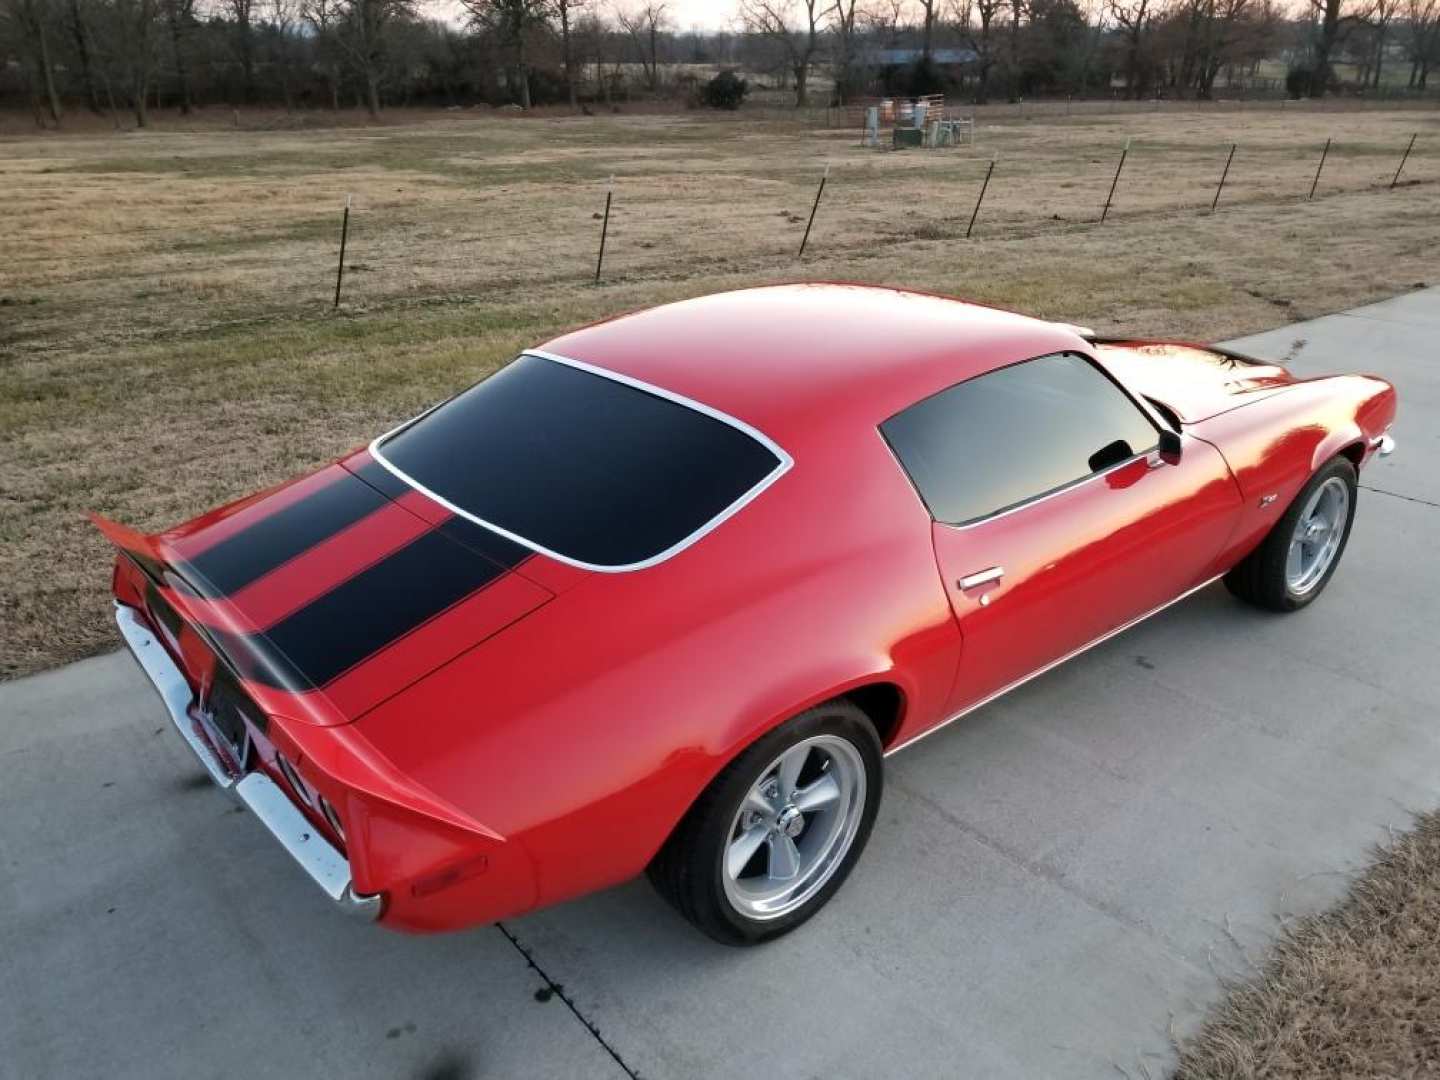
[{"x1": 958, "y1": 566, "x2": 1004, "y2": 590}]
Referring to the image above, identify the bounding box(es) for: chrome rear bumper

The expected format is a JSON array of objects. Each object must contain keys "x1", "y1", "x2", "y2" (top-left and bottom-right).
[{"x1": 115, "y1": 603, "x2": 381, "y2": 921}]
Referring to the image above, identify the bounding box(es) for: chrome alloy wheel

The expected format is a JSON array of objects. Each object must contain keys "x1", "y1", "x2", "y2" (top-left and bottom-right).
[
  {"x1": 1286, "y1": 476, "x2": 1350, "y2": 596},
  {"x1": 721, "y1": 735, "x2": 867, "y2": 921}
]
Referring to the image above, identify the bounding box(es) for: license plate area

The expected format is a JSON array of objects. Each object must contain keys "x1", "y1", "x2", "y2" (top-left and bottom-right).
[{"x1": 200, "y1": 668, "x2": 261, "y2": 773}]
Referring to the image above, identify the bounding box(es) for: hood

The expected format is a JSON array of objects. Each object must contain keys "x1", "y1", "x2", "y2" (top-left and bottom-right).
[
  {"x1": 97, "y1": 453, "x2": 554, "y2": 725},
  {"x1": 1094, "y1": 341, "x2": 1298, "y2": 423}
]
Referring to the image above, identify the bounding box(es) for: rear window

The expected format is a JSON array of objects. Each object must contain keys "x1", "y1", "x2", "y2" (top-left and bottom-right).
[{"x1": 373, "y1": 354, "x2": 788, "y2": 569}]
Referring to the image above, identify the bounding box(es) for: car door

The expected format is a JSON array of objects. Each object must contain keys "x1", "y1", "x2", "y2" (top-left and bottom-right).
[{"x1": 881, "y1": 351, "x2": 1243, "y2": 717}]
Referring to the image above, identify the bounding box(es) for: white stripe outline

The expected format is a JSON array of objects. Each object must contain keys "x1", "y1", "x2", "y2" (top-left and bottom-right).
[{"x1": 368, "y1": 348, "x2": 794, "y2": 574}]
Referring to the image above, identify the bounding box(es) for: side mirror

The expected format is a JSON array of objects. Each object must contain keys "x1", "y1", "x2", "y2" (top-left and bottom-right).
[
  {"x1": 1088, "y1": 439, "x2": 1134, "y2": 472},
  {"x1": 1157, "y1": 428, "x2": 1183, "y2": 463}
]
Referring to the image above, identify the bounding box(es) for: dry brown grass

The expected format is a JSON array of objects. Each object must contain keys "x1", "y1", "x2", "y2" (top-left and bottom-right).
[
  {"x1": 2, "y1": 106, "x2": 1438, "y2": 679},
  {"x1": 1175, "y1": 811, "x2": 1440, "y2": 1078}
]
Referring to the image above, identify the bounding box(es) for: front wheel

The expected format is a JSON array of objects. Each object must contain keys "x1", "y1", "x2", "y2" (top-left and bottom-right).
[
  {"x1": 648, "y1": 700, "x2": 882, "y2": 945},
  {"x1": 1224, "y1": 455, "x2": 1358, "y2": 612}
]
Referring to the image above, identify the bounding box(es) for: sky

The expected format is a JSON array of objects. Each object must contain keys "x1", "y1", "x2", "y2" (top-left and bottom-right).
[
  {"x1": 430, "y1": 0, "x2": 740, "y2": 33},
  {"x1": 657, "y1": 0, "x2": 739, "y2": 32}
]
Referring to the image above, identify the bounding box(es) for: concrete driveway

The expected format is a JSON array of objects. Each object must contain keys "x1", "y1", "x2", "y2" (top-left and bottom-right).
[{"x1": 2, "y1": 289, "x2": 1436, "y2": 1080}]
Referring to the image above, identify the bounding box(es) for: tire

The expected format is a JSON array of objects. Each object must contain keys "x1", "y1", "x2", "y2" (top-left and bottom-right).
[
  {"x1": 1224, "y1": 455, "x2": 1358, "y2": 612},
  {"x1": 647, "y1": 699, "x2": 883, "y2": 945}
]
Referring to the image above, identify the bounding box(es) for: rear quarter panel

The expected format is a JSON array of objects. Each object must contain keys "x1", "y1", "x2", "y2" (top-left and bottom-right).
[{"x1": 354, "y1": 425, "x2": 962, "y2": 925}]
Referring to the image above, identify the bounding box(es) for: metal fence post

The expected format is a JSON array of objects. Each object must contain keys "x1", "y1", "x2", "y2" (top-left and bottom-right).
[
  {"x1": 1212, "y1": 143, "x2": 1236, "y2": 212},
  {"x1": 1391, "y1": 133, "x2": 1417, "y2": 188},
  {"x1": 967, "y1": 157, "x2": 996, "y2": 239},
  {"x1": 1309, "y1": 136, "x2": 1331, "y2": 200},
  {"x1": 594, "y1": 175, "x2": 613, "y2": 284},
  {"x1": 798, "y1": 164, "x2": 830, "y2": 258},
  {"x1": 332, "y1": 193, "x2": 351, "y2": 310},
  {"x1": 1101, "y1": 138, "x2": 1130, "y2": 223}
]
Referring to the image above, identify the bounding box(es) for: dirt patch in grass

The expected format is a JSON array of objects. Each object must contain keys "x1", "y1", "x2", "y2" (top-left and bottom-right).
[
  {"x1": 2, "y1": 108, "x2": 1438, "y2": 678},
  {"x1": 1175, "y1": 810, "x2": 1440, "y2": 1078}
]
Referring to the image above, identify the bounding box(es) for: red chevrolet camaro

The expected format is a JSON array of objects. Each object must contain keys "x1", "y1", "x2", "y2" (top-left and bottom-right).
[{"x1": 101, "y1": 284, "x2": 1396, "y2": 943}]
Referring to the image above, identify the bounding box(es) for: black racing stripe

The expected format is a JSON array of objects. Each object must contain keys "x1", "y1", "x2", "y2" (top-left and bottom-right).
[
  {"x1": 225, "y1": 524, "x2": 530, "y2": 691},
  {"x1": 349, "y1": 456, "x2": 414, "y2": 501},
  {"x1": 181, "y1": 472, "x2": 387, "y2": 596},
  {"x1": 435, "y1": 515, "x2": 534, "y2": 567}
]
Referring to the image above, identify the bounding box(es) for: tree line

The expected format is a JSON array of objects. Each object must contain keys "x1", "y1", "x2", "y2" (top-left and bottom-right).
[
  {"x1": 742, "y1": 0, "x2": 1440, "y2": 104},
  {"x1": 3, "y1": 0, "x2": 1437, "y2": 128}
]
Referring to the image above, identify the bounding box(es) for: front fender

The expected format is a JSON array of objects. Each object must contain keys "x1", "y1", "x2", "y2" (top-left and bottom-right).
[{"x1": 1191, "y1": 374, "x2": 1396, "y2": 574}]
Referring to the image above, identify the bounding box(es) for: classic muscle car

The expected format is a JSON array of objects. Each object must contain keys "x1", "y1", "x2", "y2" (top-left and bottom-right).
[{"x1": 100, "y1": 284, "x2": 1396, "y2": 943}]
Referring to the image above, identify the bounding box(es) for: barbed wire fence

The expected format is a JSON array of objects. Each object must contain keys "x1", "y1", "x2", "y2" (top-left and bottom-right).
[
  {"x1": 6, "y1": 110, "x2": 1432, "y2": 312},
  {"x1": 326, "y1": 123, "x2": 1432, "y2": 306}
]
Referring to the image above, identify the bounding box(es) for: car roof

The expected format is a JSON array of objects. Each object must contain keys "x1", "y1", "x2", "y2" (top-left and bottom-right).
[{"x1": 538, "y1": 284, "x2": 1087, "y2": 443}]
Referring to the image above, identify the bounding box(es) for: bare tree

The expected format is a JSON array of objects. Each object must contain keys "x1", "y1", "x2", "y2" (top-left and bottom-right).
[
  {"x1": 1108, "y1": 0, "x2": 1157, "y2": 96},
  {"x1": 336, "y1": 0, "x2": 418, "y2": 117},
  {"x1": 161, "y1": 0, "x2": 194, "y2": 113},
  {"x1": 1184, "y1": 0, "x2": 1253, "y2": 98},
  {"x1": 1075, "y1": 0, "x2": 1109, "y2": 91},
  {"x1": 865, "y1": 0, "x2": 907, "y2": 42},
  {"x1": 917, "y1": 0, "x2": 939, "y2": 58},
  {"x1": 572, "y1": 9, "x2": 614, "y2": 102},
  {"x1": 2, "y1": 0, "x2": 64, "y2": 125},
  {"x1": 1006, "y1": 0, "x2": 1025, "y2": 98},
  {"x1": 263, "y1": 0, "x2": 301, "y2": 108},
  {"x1": 224, "y1": 0, "x2": 256, "y2": 101},
  {"x1": 105, "y1": 0, "x2": 160, "y2": 125},
  {"x1": 1309, "y1": 0, "x2": 1376, "y2": 95},
  {"x1": 1368, "y1": 0, "x2": 1396, "y2": 84},
  {"x1": 555, "y1": 0, "x2": 587, "y2": 106},
  {"x1": 739, "y1": 0, "x2": 822, "y2": 105},
  {"x1": 828, "y1": 0, "x2": 865, "y2": 103},
  {"x1": 301, "y1": 0, "x2": 344, "y2": 108},
  {"x1": 615, "y1": 2, "x2": 668, "y2": 92},
  {"x1": 460, "y1": 0, "x2": 548, "y2": 107},
  {"x1": 952, "y1": 0, "x2": 1005, "y2": 100},
  {"x1": 66, "y1": 0, "x2": 103, "y2": 112},
  {"x1": 1403, "y1": 0, "x2": 1438, "y2": 85}
]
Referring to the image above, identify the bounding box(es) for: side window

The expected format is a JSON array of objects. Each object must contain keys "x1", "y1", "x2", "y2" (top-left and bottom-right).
[{"x1": 881, "y1": 352, "x2": 1160, "y2": 526}]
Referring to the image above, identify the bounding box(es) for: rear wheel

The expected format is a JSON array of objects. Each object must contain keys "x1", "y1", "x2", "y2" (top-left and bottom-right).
[
  {"x1": 1224, "y1": 456, "x2": 1357, "y2": 612},
  {"x1": 648, "y1": 700, "x2": 882, "y2": 945}
]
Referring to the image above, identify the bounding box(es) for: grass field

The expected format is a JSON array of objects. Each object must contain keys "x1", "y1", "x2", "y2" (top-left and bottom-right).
[
  {"x1": 1175, "y1": 810, "x2": 1440, "y2": 1079},
  {"x1": 3, "y1": 104, "x2": 1437, "y2": 680},
  {"x1": 3, "y1": 103, "x2": 1440, "y2": 1077}
]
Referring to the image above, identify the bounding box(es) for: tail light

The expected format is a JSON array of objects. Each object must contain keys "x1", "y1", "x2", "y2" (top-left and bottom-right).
[
  {"x1": 318, "y1": 795, "x2": 346, "y2": 842},
  {"x1": 275, "y1": 753, "x2": 312, "y2": 807}
]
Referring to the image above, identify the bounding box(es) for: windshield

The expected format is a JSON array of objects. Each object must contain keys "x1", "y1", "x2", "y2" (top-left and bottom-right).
[{"x1": 373, "y1": 354, "x2": 788, "y2": 570}]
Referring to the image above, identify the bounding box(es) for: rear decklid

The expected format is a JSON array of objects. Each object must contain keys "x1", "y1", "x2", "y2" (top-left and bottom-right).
[
  {"x1": 97, "y1": 456, "x2": 555, "y2": 726},
  {"x1": 1094, "y1": 341, "x2": 1298, "y2": 423},
  {"x1": 101, "y1": 350, "x2": 788, "y2": 723}
]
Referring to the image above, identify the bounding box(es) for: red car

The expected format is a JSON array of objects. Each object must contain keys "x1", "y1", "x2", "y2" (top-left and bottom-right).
[{"x1": 101, "y1": 284, "x2": 1396, "y2": 943}]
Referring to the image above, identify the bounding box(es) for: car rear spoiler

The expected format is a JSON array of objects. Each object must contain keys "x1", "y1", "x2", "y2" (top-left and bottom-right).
[{"x1": 1088, "y1": 335, "x2": 1274, "y2": 368}]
